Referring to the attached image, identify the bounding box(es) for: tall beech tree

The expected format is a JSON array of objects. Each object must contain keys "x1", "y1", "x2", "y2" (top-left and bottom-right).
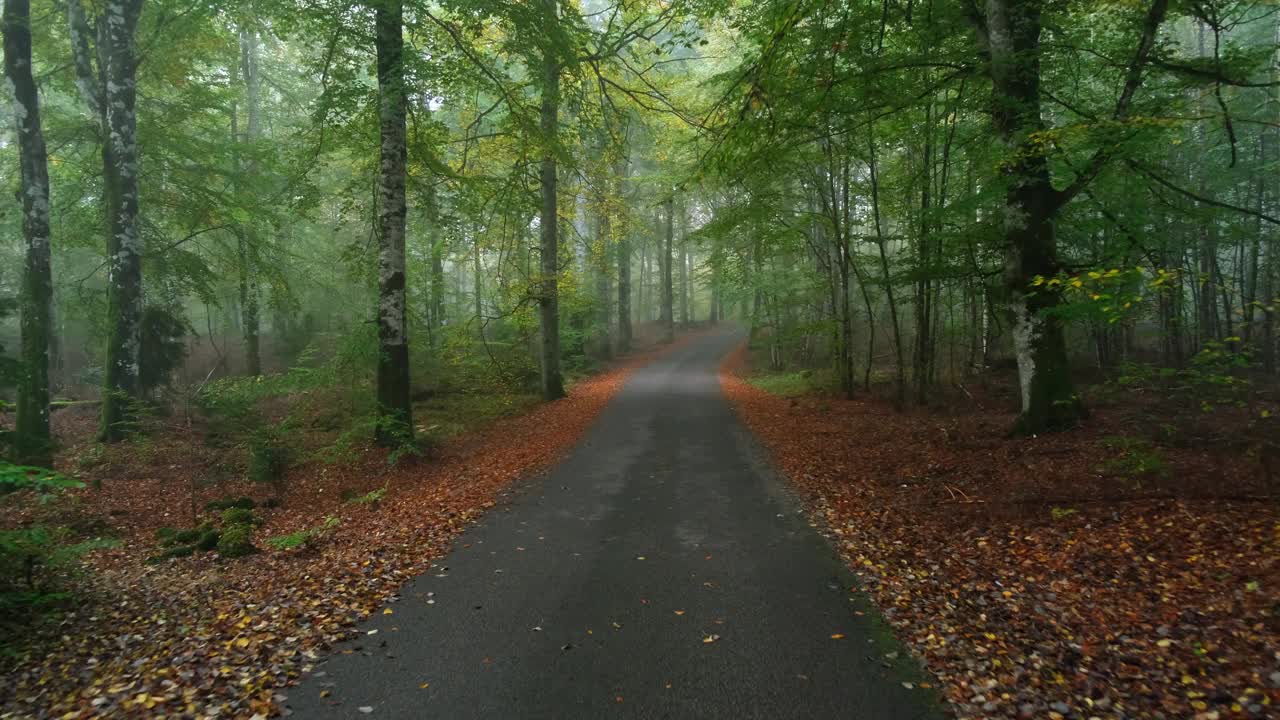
[
  {"x1": 373, "y1": 0, "x2": 413, "y2": 444},
  {"x1": 537, "y1": 0, "x2": 567, "y2": 401},
  {"x1": 237, "y1": 24, "x2": 263, "y2": 377},
  {"x1": 967, "y1": 0, "x2": 1169, "y2": 433},
  {"x1": 3, "y1": 0, "x2": 54, "y2": 465},
  {"x1": 68, "y1": 0, "x2": 146, "y2": 441}
]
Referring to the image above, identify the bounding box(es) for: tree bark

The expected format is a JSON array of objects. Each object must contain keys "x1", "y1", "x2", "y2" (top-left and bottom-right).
[
  {"x1": 4, "y1": 0, "x2": 54, "y2": 465},
  {"x1": 373, "y1": 0, "x2": 413, "y2": 445},
  {"x1": 679, "y1": 205, "x2": 690, "y2": 328},
  {"x1": 238, "y1": 26, "x2": 262, "y2": 376},
  {"x1": 982, "y1": 0, "x2": 1085, "y2": 433},
  {"x1": 868, "y1": 127, "x2": 905, "y2": 407},
  {"x1": 660, "y1": 196, "x2": 675, "y2": 343},
  {"x1": 97, "y1": 0, "x2": 145, "y2": 442},
  {"x1": 593, "y1": 177, "x2": 613, "y2": 359},
  {"x1": 616, "y1": 158, "x2": 633, "y2": 352},
  {"x1": 537, "y1": 3, "x2": 565, "y2": 400}
]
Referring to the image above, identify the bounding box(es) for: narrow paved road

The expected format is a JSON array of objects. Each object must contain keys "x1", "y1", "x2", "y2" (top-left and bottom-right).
[{"x1": 286, "y1": 331, "x2": 940, "y2": 719}]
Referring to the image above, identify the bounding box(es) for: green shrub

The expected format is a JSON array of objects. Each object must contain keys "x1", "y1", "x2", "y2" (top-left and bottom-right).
[
  {"x1": 247, "y1": 429, "x2": 290, "y2": 485},
  {"x1": 216, "y1": 524, "x2": 257, "y2": 558},
  {"x1": 0, "y1": 527, "x2": 115, "y2": 609},
  {"x1": 220, "y1": 508, "x2": 262, "y2": 527},
  {"x1": 1100, "y1": 436, "x2": 1169, "y2": 480},
  {"x1": 266, "y1": 516, "x2": 339, "y2": 551},
  {"x1": 194, "y1": 527, "x2": 221, "y2": 551},
  {"x1": 347, "y1": 487, "x2": 386, "y2": 506}
]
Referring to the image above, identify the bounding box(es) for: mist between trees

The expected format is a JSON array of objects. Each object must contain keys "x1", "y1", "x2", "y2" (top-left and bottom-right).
[{"x1": 1, "y1": 2, "x2": 1277, "y2": 482}]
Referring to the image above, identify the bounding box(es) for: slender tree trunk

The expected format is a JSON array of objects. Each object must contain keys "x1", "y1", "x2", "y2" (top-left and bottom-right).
[
  {"x1": 473, "y1": 229, "x2": 483, "y2": 321},
  {"x1": 537, "y1": 10, "x2": 565, "y2": 400},
  {"x1": 238, "y1": 26, "x2": 262, "y2": 376},
  {"x1": 594, "y1": 179, "x2": 613, "y2": 359},
  {"x1": 678, "y1": 202, "x2": 690, "y2": 327},
  {"x1": 660, "y1": 196, "x2": 675, "y2": 343},
  {"x1": 373, "y1": 0, "x2": 413, "y2": 445},
  {"x1": 868, "y1": 128, "x2": 906, "y2": 407},
  {"x1": 98, "y1": 0, "x2": 145, "y2": 442},
  {"x1": 983, "y1": 0, "x2": 1086, "y2": 433},
  {"x1": 914, "y1": 95, "x2": 934, "y2": 405},
  {"x1": 4, "y1": 0, "x2": 54, "y2": 465},
  {"x1": 430, "y1": 231, "x2": 444, "y2": 348},
  {"x1": 709, "y1": 267, "x2": 719, "y2": 324}
]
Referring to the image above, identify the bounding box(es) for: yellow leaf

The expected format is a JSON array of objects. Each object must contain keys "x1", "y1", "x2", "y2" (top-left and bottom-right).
[
  {"x1": 830, "y1": 634, "x2": 845, "y2": 639},
  {"x1": 419, "y1": 682, "x2": 430, "y2": 689},
  {"x1": 384, "y1": 608, "x2": 394, "y2": 615}
]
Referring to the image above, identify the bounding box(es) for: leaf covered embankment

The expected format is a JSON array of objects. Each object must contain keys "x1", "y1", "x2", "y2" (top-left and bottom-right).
[
  {"x1": 0, "y1": 337, "x2": 692, "y2": 719},
  {"x1": 720, "y1": 344, "x2": 1279, "y2": 720}
]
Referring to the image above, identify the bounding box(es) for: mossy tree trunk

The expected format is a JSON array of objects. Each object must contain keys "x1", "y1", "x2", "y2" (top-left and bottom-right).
[
  {"x1": 98, "y1": 0, "x2": 145, "y2": 442},
  {"x1": 373, "y1": 0, "x2": 413, "y2": 446},
  {"x1": 4, "y1": 0, "x2": 54, "y2": 465}
]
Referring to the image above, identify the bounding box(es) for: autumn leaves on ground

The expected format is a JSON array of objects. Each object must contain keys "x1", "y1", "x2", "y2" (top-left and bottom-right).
[
  {"x1": 0, "y1": 334, "x2": 693, "y2": 718},
  {"x1": 723, "y1": 345, "x2": 1279, "y2": 720}
]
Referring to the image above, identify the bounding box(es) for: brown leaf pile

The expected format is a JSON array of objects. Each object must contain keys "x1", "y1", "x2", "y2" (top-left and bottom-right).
[
  {"x1": 720, "y1": 344, "x2": 1280, "y2": 720},
  {"x1": 0, "y1": 337, "x2": 692, "y2": 719}
]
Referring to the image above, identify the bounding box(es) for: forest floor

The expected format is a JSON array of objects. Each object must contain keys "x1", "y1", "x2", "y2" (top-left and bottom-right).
[
  {"x1": 0, "y1": 331, "x2": 695, "y2": 719},
  {"x1": 721, "y1": 345, "x2": 1280, "y2": 720}
]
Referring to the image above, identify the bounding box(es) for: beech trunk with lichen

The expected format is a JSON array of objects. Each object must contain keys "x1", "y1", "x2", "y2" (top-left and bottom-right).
[
  {"x1": 537, "y1": 1, "x2": 566, "y2": 400},
  {"x1": 96, "y1": 0, "x2": 145, "y2": 442},
  {"x1": 984, "y1": 0, "x2": 1085, "y2": 434},
  {"x1": 238, "y1": 26, "x2": 262, "y2": 377},
  {"x1": 373, "y1": 0, "x2": 413, "y2": 446},
  {"x1": 4, "y1": 0, "x2": 54, "y2": 465}
]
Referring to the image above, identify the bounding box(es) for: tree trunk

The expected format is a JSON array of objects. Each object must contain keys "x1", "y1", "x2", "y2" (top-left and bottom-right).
[
  {"x1": 537, "y1": 11, "x2": 565, "y2": 400},
  {"x1": 430, "y1": 230, "x2": 444, "y2": 348},
  {"x1": 98, "y1": 0, "x2": 145, "y2": 442},
  {"x1": 678, "y1": 202, "x2": 689, "y2": 327},
  {"x1": 660, "y1": 196, "x2": 675, "y2": 343},
  {"x1": 594, "y1": 191, "x2": 613, "y2": 359},
  {"x1": 373, "y1": 0, "x2": 413, "y2": 446},
  {"x1": 238, "y1": 26, "x2": 262, "y2": 376},
  {"x1": 4, "y1": 0, "x2": 54, "y2": 465},
  {"x1": 473, "y1": 229, "x2": 483, "y2": 321},
  {"x1": 984, "y1": 0, "x2": 1085, "y2": 433},
  {"x1": 868, "y1": 128, "x2": 905, "y2": 407},
  {"x1": 913, "y1": 96, "x2": 934, "y2": 405}
]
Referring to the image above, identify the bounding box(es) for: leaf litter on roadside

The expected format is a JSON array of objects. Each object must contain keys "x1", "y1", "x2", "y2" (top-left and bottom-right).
[{"x1": 719, "y1": 344, "x2": 1279, "y2": 720}]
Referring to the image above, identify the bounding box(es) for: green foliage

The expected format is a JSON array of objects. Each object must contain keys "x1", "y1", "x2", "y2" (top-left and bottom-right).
[
  {"x1": 746, "y1": 369, "x2": 828, "y2": 398},
  {"x1": 0, "y1": 465, "x2": 113, "y2": 610},
  {"x1": 138, "y1": 305, "x2": 191, "y2": 394},
  {"x1": 0, "y1": 463, "x2": 84, "y2": 495},
  {"x1": 216, "y1": 523, "x2": 257, "y2": 558},
  {"x1": 0, "y1": 528, "x2": 115, "y2": 610},
  {"x1": 219, "y1": 508, "x2": 262, "y2": 527},
  {"x1": 1099, "y1": 436, "x2": 1169, "y2": 480},
  {"x1": 346, "y1": 487, "x2": 386, "y2": 506},
  {"x1": 247, "y1": 427, "x2": 291, "y2": 485},
  {"x1": 265, "y1": 516, "x2": 340, "y2": 551}
]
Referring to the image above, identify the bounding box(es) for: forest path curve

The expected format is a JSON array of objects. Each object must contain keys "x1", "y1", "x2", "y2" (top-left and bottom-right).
[{"x1": 284, "y1": 330, "x2": 939, "y2": 719}]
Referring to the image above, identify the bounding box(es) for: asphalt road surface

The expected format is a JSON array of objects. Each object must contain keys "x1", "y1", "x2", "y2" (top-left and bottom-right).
[{"x1": 285, "y1": 330, "x2": 941, "y2": 719}]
